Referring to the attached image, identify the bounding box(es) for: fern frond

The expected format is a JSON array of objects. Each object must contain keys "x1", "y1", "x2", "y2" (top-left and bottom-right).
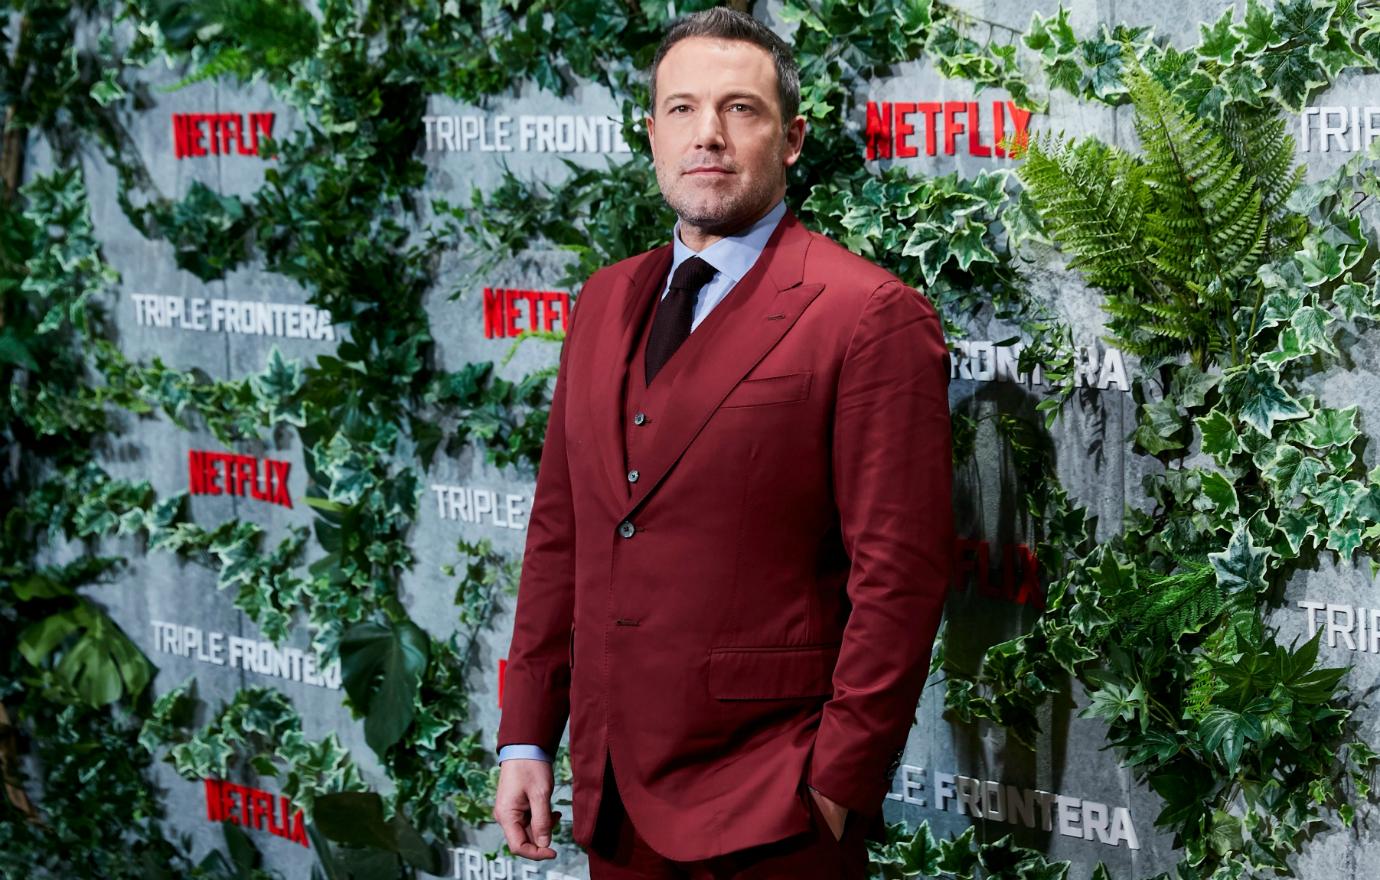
[
  {"x1": 1184, "y1": 601, "x2": 1261, "y2": 719},
  {"x1": 1128, "y1": 64, "x2": 1267, "y2": 285},
  {"x1": 1220, "y1": 106, "x2": 1307, "y2": 253},
  {"x1": 1017, "y1": 134, "x2": 1154, "y2": 291},
  {"x1": 148, "y1": 0, "x2": 319, "y2": 87},
  {"x1": 1121, "y1": 559, "x2": 1223, "y2": 643}
]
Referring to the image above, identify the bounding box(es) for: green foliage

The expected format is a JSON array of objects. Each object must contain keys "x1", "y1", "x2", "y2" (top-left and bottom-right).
[
  {"x1": 137, "y1": 0, "x2": 321, "y2": 88},
  {"x1": 1018, "y1": 61, "x2": 1299, "y2": 368},
  {"x1": 313, "y1": 791, "x2": 442, "y2": 875},
  {"x1": 147, "y1": 182, "x2": 254, "y2": 281},
  {"x1": 140, "y1": 682, "x2": 367, "y2": 819},
  {"x1": 1115, "y1": 559, "x2": 1225, "y2": 644},
  {"x1": 0, "y1": 701, "x2": 215, "y2": 880},
  {"x1": 340, "y1": 619, "x2": 431, "y2": 756},
  {"x1": 17, "y1": 599, "x2": 152, "y2": 707},
  {"x1": 868, "y1": 822, "x2": 1072, "y2": 879},
  {"x1": 950, "y1": 12, "x2": 1380, "y2": 880}
]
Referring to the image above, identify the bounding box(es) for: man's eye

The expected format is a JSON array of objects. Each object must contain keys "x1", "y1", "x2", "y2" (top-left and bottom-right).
[
  {"x1": 729, "y1": 103, "x2": 753, "y2": 112},
  {"x1": 670, "y1": 105, "x2": 690, "y2": 113}
]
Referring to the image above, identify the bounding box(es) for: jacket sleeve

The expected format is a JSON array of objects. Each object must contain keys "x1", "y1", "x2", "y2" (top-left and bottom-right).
[
  {"x1": 806, "y1": 279, "x2": 954, "y2": 815},
  {"x1": 495, "y1": 284, "x2": 586, "y2": 758}
]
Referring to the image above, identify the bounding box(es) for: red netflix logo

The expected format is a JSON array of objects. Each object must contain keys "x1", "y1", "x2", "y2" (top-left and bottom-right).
[
  {"x1": 172, "y1": 112, "x2": 275, "y2": 159},
  {"x1": 188, "y1": 450, "x2": 292, "y2": 508},
  {"x1": 865, "y1": 101, "x2": 1033, "y2": 160},
  {"x1": 483, "y1": 288, "x2": 571, "y2": 338},
  {"x1": 204, "y1": 778, "x2": 308, "y2": 848},
  {"x1": 952, "y1": 538, "x2": 1043, "y2": 608}
]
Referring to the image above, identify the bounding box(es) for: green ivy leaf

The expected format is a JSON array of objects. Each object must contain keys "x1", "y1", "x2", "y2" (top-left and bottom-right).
[
  {"x1": 1081, "y1": 681, "x2": 1147, "y2": 723},
  {"x1": 1199, "y1": 8, "x2": 1242, "y2": 64},
  {"x1": 1227, "y1": 364, "x2": 1309, "y2": 436},
  {"x1": 1261, "y1": 444, "x2": 1327, "y2": 500},
  {"x1": 1307, "y1": 476, "x2": 1364, "y2": 524},
  {"x1": 1326, "y1": 515, "x2": 1366, "y2": 558},
  {"x1": 1197, "y1": 408, "x2": 1242, "y2": 463},
  {"x1": 1238, "y1": 0, "x2": 1278, "y2": 56},
  {"x1": 1299, "y1": 406, "x2": 1359, "y2": 449},
  {"x1": 1136, "y1": 397, "x2": 1187, "y2": 454},
  {"x1": 1253, "y1": 46, "x2": 1327, "y2": 111},
  {"x1": 1288, "y1": 305, "x2": 1337, "y2": 355},
  {"x1": 1332, "y1": 280, "x2": 1379, "y2": 322},
  {"x1": 1260, "y1": 327, "x2": 1310, "y2": 369},
  {"x1": 1276, "y1": 507, "x2": 1320, "y2": 556},
  {"x1": 1198, "y1": 471, "x2": 1240, "y2": 516},
  {"x1": 251, "y1": 347, "x2": 306, "y2": 427},
  {"x1": 1046, "y1": 622, "x2": 1098, "y2": 672},
  {"x1": 1081, "y1": 34, "x2": 1127, "y2": 100},
  {"x1": 1209, "y1": 524, "x2": 1271, "y2": 594}
]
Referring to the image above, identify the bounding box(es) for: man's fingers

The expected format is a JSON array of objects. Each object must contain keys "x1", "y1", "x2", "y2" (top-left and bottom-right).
[
  {"x1": 529, "y1": 794, "x2": 555, "y2": 847},
  {"x1": 498, "y1": 803, "x2": 558, "y2": 860},
  {"x1": 496, "y1": 807, "x2": 531, "y2": 857},
  {"x1": 494, "y1": 761, "x2": 559, "y2": 860}
]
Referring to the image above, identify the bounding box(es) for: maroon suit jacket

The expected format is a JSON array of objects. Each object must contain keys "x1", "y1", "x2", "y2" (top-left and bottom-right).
[{"x1": 496, "y1": 210, "x2": 954, "y2": 860}]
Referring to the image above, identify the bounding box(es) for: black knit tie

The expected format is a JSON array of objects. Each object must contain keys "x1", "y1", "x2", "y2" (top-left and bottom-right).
[{"x1": 645, "y1": 256, "x2": 717, "y2": 386}]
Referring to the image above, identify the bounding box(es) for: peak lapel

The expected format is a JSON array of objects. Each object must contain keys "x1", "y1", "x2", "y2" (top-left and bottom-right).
[
  {"x1": 584, "y1": 245, "x2": 672, "y2": 507},
  {"x1": 623, "y1": 212, "x2": 822, "y2": 517}
]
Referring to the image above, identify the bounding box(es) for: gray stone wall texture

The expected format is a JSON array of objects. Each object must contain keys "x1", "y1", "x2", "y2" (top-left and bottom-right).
[{"x1": 19, "y1": 1, "x2": 1379, "y2": 878}]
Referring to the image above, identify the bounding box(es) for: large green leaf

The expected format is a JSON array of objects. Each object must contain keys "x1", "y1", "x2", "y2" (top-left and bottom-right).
[
  {"x1": 1200, "y1": 707, "x2": 1261, "y2": 773},
  {"x1": 1226, "y1": 364, "x2": 1308, "y2": 437},
  {"x1": 18, "y1": 601, "x2": 153, "y2": 706},
  {"x1": 313, "y1": 792, "x2": 439, "y2": 873},
  {"x1": 339, "y1": 619, "x2": 430, "y2": 755}
]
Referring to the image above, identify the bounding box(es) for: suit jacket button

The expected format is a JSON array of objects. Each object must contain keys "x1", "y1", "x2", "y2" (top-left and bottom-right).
[
  {"x1": 633, "y1": 412, "x2": 647, "y2": 425},
  {"x1": 618, "y1": 521, "x2": 636, "y2": 538},
  {"x1": 627, "y1": 469, "x2": 639, "y2": 483}
]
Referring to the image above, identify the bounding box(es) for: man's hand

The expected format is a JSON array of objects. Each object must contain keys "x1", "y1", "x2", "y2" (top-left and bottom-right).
[
  {"x1": 808, "y1": 785, "x2": 848, "y2": 842},
  {"x1": 494, "y1": 758, "x2": 562, "y2": 859}
]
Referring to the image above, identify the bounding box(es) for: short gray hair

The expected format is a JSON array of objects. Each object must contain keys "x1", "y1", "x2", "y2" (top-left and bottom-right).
[{"x1": 648, "y1": 7, "x2": 800, "y2": 128}]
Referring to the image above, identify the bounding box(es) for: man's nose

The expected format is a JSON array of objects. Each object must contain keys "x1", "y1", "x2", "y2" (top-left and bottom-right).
[{"x1": 693, "y1": 109, "x2": 726, "y2": 150}]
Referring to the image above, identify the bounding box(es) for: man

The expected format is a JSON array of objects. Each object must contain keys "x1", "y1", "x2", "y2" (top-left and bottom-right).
[{"x1": 492, "y1": 8, "x2": 953, "y2": 878}]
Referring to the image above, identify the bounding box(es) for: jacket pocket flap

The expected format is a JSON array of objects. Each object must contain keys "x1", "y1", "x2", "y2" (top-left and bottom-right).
[
  {"x1": 720, "y1": 371, "x2": 812, "y2": 408},
  {"x1": 708, "y1": 644, "x2": 838, "y2": 699}
]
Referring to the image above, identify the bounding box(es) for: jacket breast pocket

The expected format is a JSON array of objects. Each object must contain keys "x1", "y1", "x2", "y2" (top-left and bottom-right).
[
  {"x1": 719, "y1": 371, "x2": 812, "y2": 408},
  {"x1": 707, "y1": 644, "x2": 839, "y2": 700}
]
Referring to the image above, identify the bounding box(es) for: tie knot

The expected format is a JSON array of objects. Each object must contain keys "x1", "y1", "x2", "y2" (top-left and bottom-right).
[{"x1": 669, "y1": 255, "x2": 717, "y2": 293}]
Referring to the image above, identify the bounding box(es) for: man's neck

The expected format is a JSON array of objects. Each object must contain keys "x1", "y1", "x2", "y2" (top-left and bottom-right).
[{"x1": 676, "y1": 196, "x2": 784, "y2": 252}]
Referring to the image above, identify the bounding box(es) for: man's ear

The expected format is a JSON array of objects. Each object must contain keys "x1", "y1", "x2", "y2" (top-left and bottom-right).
[
  {"x1": 782, "y1": 115, "x2": 807, "y2": 168},
  {"x1": 645, "y1": 114, "x2": 656, "y2": 160}
]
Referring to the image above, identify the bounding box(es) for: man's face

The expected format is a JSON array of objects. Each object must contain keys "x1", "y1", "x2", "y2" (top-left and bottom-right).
[{"x1": 647, "y1": 37, "x2": 806, "y2": 236}]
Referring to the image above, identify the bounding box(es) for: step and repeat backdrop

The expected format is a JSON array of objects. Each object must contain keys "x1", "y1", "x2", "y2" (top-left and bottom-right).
[{"x1": 7, "y1": 1, "x2": 1380, "y2": 879}]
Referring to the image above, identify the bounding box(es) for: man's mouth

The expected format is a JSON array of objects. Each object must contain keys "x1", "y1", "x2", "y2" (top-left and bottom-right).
[{"x1": 684, "y1": 166, "x2": 733, "y2": 175}]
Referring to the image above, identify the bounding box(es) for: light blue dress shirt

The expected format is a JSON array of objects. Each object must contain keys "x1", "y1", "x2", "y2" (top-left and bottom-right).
[{"x1": 497, "y1": 198, "x2": 788, "y2": 766}]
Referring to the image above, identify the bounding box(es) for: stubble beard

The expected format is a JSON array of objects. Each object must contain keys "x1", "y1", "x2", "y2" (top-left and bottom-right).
[{"x1": 658, "y1": 162, "x2": 782, "y2": 237}]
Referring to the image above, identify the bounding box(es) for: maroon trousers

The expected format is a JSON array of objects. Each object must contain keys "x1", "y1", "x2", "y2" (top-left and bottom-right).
[{"x1": 584, "y1": 755, "x2": 870, "y2": 879}]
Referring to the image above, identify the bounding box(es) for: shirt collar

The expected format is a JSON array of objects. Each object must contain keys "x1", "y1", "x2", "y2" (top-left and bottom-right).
[{"x1": 669, "y1": 198, "x2": 787, "y2": 285}]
